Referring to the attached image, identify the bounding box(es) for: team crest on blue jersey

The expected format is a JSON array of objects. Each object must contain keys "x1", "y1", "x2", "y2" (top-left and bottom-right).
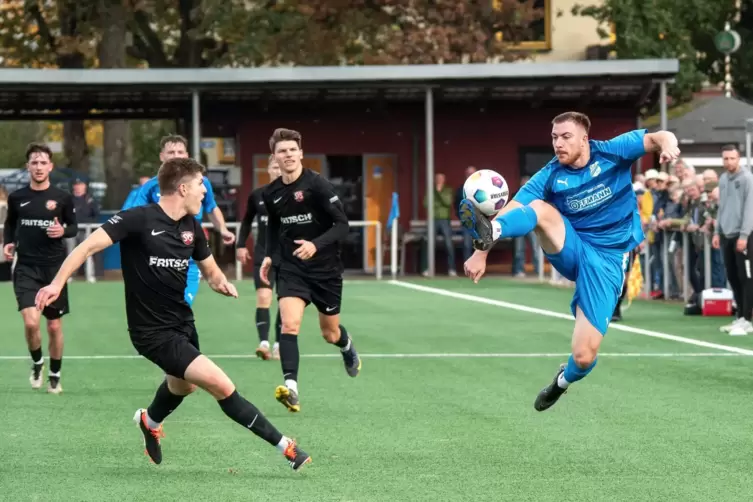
[{"x1": 589, "y1": 162, "x2": 602, "y2": 177}]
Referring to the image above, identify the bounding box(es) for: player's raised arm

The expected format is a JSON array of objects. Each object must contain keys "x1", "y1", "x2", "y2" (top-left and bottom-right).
[
  {"x1": 310, "y1": 177, "x2": 349, "y2": 251},
  {"x1": 644, "y1": 130, "x2": 680, "y2": 164}
]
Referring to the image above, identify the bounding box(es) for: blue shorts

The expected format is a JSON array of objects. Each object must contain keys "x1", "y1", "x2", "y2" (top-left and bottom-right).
[
  {"x1": 544, "y1": 217, "x2": 629, "y2": 335},
  {"x1": 184, "y1": 261, "x2": 201, "y2": 306}
]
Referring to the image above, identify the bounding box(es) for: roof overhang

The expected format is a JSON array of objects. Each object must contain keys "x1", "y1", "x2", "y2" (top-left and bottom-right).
[{"x1": 0, "y1": 59, "x2": 679, "y2": 120}]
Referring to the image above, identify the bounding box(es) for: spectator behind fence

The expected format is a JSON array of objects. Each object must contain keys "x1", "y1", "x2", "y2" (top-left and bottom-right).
[
  {"x1": 422, "y1": 172, "x2": 456, "y2": 276},
  {"x1": 659, "y1": 185, "x2": 685, "y2": 300},
  {"x1": 72, "y1": 178, "x2": 101, "y2": 278},
  {"x1": 662, "y1": 179, "x2": 708, "y2": 301},
  {"x1": 701, "y1": 184, "x2": 726, "y2": 288},
  {"x1": 455, "y1": 166, "x2": 476, "y2": 262},
  {"x1": 714, "y1": 144, "x2": 753, "y2": 335},
  {"x1": 650, "y1": 170, "x2": 670, "y2": 298}
]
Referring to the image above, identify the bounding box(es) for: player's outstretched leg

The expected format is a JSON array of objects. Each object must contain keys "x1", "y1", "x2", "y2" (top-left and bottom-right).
[
  {"x1": 535, "y1": 307, "x2": 602, "y2": 411},
  {"x1": 275, "y1": 297, "x2": 305, "y2": 412},
  {"x1": 185, "y1": 355, "x2": 311, "y2": 470},
  {"x1": 319, "y1": 315, "x2": 360, "y2": 377},
  {"x1": 459, "y1": 199, "x2": 543, "y2": 251},
  {"x1": 134, "y1": 377, "x2": 193, "y2": 465},
  {"x1": 20, "y1": 308, "x2": 45, "y2": 390},
  {"x1": 45, "y1": 318, "x2": 64, "y2": 394}
]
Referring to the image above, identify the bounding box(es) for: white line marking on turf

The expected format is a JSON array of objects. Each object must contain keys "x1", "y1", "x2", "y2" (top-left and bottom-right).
[
  {"x1": 389, "y1": 280, "x2": 753, "y2": 356},
  {"x1": 0, "y1": 352, "x2": 747, "y2": 361}
]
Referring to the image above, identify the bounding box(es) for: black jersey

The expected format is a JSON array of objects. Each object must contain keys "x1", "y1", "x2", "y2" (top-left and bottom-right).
[
  {"x1": 263, "y1": 169, "x2": 349, "y2": 278},
  {"x1": 237, "y1": 186, "x2": 274, "y2": 265},
  {"x1": 100, "y1": 204, "x2": 211, "y2": 333},
  {"x1": 3, "y1": 185, "x2": 77, "y2": 266}
]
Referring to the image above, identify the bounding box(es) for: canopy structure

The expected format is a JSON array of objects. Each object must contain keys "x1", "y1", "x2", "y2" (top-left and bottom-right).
[{"x1": 0, "y1": 58, "x2": 679, "y2": 275}]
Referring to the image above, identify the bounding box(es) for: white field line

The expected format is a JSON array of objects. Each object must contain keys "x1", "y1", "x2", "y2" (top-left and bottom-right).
[
  {"x1": 0, "y1": 352, "x2": 747, "y2": 361},
  {"x1": 388, "y1": 280, "x2": 753, "y2": 356}
]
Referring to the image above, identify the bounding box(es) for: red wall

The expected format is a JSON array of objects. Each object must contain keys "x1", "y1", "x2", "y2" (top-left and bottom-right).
[{"x1": 237, "y1": 104, "x2": 641, "y2": 221}]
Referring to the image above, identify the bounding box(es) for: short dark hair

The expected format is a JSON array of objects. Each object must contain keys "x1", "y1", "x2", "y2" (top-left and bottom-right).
[
  {"x1": 552, "y1": 112, "x2": 591, "y2": 133},
  {"x1": 721, "y1": 144, "x2": 740, "y2": 154},
  {"x1": 25, "y1": 142, "x2": 53, "y2": 162},
  {"x1": 159, "y1": 134, "x2": 189, "y2": 151},
  {"x1": 158, "y1": 157, "x2": 205, "y2": 195},
  {"x1": 269, "y1": 128, "x2": 302, "y2": 153}
]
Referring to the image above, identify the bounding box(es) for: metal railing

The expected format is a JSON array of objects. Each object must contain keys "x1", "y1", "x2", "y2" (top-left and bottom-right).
[
  {"x1": 537, "y1": 229, "x2": 721, "y2": 301},
  {"x1": 1, "y1": 219, "x2": 385, "y2": 282}
]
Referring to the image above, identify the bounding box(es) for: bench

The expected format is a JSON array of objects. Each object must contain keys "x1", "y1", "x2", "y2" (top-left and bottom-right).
[{"x1": 398, "y1": 219, "x2": 513, "y2": 275}]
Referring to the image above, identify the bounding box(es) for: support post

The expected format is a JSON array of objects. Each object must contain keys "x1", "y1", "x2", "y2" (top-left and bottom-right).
[
  {"x1": 425, "y1": 87, "x2": 435, "y2": 277},
  {"x1": 191, "y1": 90, "x2": 201, "y2": 159}
]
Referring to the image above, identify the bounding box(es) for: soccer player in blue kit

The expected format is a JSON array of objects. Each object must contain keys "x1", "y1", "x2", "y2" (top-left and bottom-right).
[
  {"x1": 123, "y1": 135, "x2": 236, "y2": 305},
  {"x1": 459, "y1": 112, "x2": 680, "y2": 411}
]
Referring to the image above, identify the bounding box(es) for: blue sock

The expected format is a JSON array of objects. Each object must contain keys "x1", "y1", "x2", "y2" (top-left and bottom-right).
[
  {"x1": 562, "y1": 354, "x2": 597, "y2": 384},
  {"x1": 493, "y1": 205, "x2": 538, "y2": 239}
]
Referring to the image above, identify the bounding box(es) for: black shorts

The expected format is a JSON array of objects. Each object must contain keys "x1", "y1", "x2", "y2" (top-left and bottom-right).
[
  {"x1": 130, "y1": 323, "x2": 201, "y2": 379},
  {"x1": 277, "y1": 270, "x2": 342, "y2": 315},
  {"x1": 13, "y1": 262, "x2": 69, "y2": 320},
  {"x1": 253, "y1": 262, "x2": 278, "y2": 290}
]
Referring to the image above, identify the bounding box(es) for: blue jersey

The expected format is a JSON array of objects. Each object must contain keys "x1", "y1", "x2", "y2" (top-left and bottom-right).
[
  {"x1": 514, "y1": 129, "x2": 647, "y2": 253},
  {"x1": 122, "y1": 175, "x2": 218, "y2": 220}
]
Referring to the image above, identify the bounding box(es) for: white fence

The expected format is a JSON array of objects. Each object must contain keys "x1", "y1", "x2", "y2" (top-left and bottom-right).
[{"x1": 1, "y1": 219, "x2": 390, "y2": 282}]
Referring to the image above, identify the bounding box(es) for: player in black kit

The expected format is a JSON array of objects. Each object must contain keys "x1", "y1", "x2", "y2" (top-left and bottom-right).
[
  {"x1": 35, "y1": 157, "x2": 311, "y2": 470},
  {"x1": 260, "y1": 128, "x2": 361, "y2": 413},
  {"x1": 237, "y1": 155, "x2": 283, "y2": 360},
  {"x1": 3, "y1": 143, "x2": 77, "y2": 394}
]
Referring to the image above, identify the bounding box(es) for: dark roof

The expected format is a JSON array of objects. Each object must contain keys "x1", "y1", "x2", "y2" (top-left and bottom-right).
[
  {"x1": 0, "y1": 59, "x2": 679, "y2": 120},
  {"x1": 657, "y1": 95, "x2": 753, "y2": 146}
]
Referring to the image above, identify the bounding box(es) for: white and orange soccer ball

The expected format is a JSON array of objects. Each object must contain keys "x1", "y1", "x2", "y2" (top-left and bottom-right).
[{"x1": 462, "y1": 169, "x2": 510, "y2": 216}]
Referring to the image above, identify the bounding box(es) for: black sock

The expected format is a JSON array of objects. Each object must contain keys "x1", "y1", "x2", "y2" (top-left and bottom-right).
[
  {"x1": 146, "y1": 380, "x2": 187, "y2": 424},
  {"x1": 30, "y1": 347, "x2": 43, "y2": 365},
  {"x1": 274, "y1": 310, "x2": 282, "y2": 343},
  {"x1": 49, "y1": 358, "x2": 62, "y2": 381},
  {"x1": 218, "y1": 390, "x2": 283, "y2": 446},
  {"x1": 333, "y1": 324, "x2": 350, "y2": 349},
  {"x1": 255, "y1": 308, "x2": 270, "y2": 342},
  {"x1": 279, "y1": 334, "x2": 299, "y2": 382}
]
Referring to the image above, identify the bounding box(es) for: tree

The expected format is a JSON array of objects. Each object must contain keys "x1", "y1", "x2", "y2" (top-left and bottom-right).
[
  {"x1": 230, "y1": 0, "x2": 544, "y2": 66},
  {"x1": 0, "y1": 121, "x2": 46, "y2": 169},
  {"x1": 98, "y1": 0, "x2": 133, "y2": 210},
  {"x1": 0, "y1": 0, "x2": 96, "y2": 174},
  {"x1": 572, "y1": 0, "x2": 737, "y2": 109},
  {"x1": 125, "y1": 0, "x2": 234, "y2": 67}
]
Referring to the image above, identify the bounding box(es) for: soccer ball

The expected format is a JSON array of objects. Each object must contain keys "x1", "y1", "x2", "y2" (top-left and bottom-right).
[{"x1": 463, "y1": 169, "x2": 510, "y2": 216}]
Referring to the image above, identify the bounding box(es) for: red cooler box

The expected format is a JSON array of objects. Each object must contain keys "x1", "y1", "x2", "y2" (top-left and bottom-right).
[{"x1": 701, "y1": 288, "x2": 734, "y2": 316}]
